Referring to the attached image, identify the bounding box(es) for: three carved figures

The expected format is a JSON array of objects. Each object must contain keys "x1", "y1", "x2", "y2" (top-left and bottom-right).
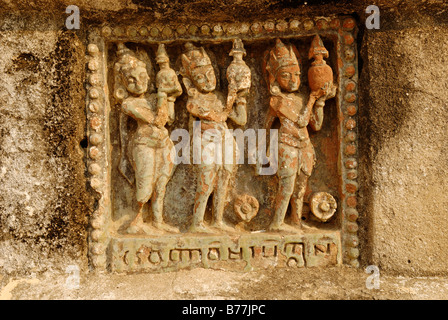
[{"x1": 113, "y1": 36, "x2": 337, "y2": 235}]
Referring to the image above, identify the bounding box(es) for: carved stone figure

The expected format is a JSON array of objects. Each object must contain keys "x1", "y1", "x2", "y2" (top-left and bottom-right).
[
  {"x1": 226, "y1": 39, "x2": 251, "y2": 122},
  {"x1": 180, "y1": 41, "x2": 248, "y2": 233},
  {"x1": 114, "y1": 43, "x2": 182, "y2": 234},
  {"x1": 155, "y1": 44, "x2": 182, "y2": 126},
  {"x1": 263, "y1": 38, "x2": 336, "y2": 232}
]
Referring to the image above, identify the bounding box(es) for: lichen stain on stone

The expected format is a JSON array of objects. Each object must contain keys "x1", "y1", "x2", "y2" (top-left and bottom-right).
[
  {"x1": 0, "y1": 30, "x2": 93, "y2": 270},
  {"x1": 40, "y1": 31, "x2": 93, "y2": 251}
]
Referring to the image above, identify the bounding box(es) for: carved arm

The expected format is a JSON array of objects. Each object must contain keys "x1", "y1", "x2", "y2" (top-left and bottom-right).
[
  {"x1": 121, "y1": 100, "x2": 154, "y2": 124},
  {"x1": 154, "y1": 91, "x2": 169, "y2": 127},
  {"x1": 262, "y1": 106, "x2": 277, "y2": 159},
  {"x1": 265, "y1": 106, "x2": 277, "y2": 131},
  {"x1": 228, "y1": 96, "x2": 247, "y2": 126},
  {"x1": 182, "y1": 77, "x2": 198, "y2": 98},
  {"x1": 308, "y1": 101, "x2": 324, "y2": 131},
  {"x1": 296, "y1": 94, "x2": 316, "y2": 128},
  {"x1": 308, "y1": 82, "x2": 337, "y2": 131}
]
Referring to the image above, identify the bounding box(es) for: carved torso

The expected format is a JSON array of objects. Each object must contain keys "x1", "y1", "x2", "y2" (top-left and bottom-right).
[
  {"x1": 271, "y1": 92, "x2": 311, "y2": 148},
  {"x1": 186, "y1": 91, "x2": 228, "y2": 123},
  {"x1": 122, "y1": 95, "x2": 169, "y2": 147}
]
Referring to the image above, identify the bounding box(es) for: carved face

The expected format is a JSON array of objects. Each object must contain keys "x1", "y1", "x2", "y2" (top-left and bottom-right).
[
  {"x1": 190, "y1": 65, "x2": 216, "y2": 93},
  {"x1": 156, "y1": 68, "x2": 177, "y2": 91},
  {"x1": 276, "y1": 65, "x2": 301, "y2": 93},
  {"x1": 227, "y1": 62, "x2": 251, "y2": 91},
  {"x1": 123, "y1": 65, "x2": 149, "y2": 96}
]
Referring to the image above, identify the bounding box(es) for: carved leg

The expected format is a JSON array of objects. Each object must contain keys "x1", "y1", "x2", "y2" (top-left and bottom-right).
[
  {"x1": 129, "y1": 202, "x2": 145, "y2": 228},
  {"x1": 290, "y1": 172, "x2": 310, "y2": 228},
  {"x1": 126, "y1": 145, "x2": 159, "y2": 235},
  {"x1": 291, "y1": 145, "x2": 315, "y2": 229},
  {"x1": 189, "y1": 167, "x2": 216, "y2": 233},
  {"x1": 210, "y1": 169, "x2": 234, "y2": 232},
  {"x1": 269, "y1": 174, "x2": 299, "y2": 232},
  {"x1": 151, "y1": 175, "x2": 179, "y2": 233},
  {"x1": 126, "y1": 202, "x2": 159, "y2": 235}
]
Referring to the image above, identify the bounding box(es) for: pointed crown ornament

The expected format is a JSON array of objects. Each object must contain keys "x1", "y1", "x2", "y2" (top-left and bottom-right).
[
  {"x1": 263, "y1": 38, "x2": 301, "y2": 93},
  {"x1": 116, "y1": 42, "x2": 132, "y2": 57},
  {"x1": 114, "y1": 43, "x2": 146, "y2": 80},
  {"x1": 180, "y1": 42, "x2": 212, "y2": 77},
  {"x1": 266, "y1": 38, "x2": 300, "y2": 77}
]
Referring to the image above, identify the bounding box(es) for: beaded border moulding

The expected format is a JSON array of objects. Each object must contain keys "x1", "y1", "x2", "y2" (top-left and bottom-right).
[{"x1": 85, "y1": 16, "x2": 360, "y2": 270}]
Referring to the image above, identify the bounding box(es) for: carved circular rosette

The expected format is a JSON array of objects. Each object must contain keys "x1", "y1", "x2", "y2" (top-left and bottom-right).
[
  {"x1": 309, "y1": 192, "x2": 337, "y2": 222},
  {"x1": 336, "y1": 18, "x2": 360, "y2": 268},
  {"x1": 234, "y1": 194, "x2": 259, "y2": 222},
  {"x1": 86, "y1": 33, "x2": 110, "y2": 271}
]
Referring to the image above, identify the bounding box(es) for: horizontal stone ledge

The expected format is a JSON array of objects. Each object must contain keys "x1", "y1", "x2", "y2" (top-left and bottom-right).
[{"x1": 109, "y1": 230, "x2": 342, "y2": 272}]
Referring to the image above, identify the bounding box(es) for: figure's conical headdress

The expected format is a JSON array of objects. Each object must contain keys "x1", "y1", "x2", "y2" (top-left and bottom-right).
[
  {"x1": 114, "y1": 42, "x2": 144, "y2": 75},
  {"x1": 180, "y1": 42, "x2": 212, "y2": 77},
  {"x1": 116, "y1": 42, "x2": 132, "y2": 57},
  {"x1": 265, "y1": 38, "x2": 299, "y2": 77}
]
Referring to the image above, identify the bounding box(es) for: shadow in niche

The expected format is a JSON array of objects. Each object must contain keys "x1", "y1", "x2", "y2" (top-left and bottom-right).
[{"x1": 80, "y1": 136, "x2": 88, "y2": 149}]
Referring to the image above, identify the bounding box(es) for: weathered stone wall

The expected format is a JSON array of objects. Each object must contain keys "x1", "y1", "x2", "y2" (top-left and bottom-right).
[
  {"x1": 0, "y1": 13, "x2": 92, "y2": 275},
  {"x1": 358, "y1": 22, "x2": 448, "y2": 275},
  {"x1": 0, "y1": 0, "x2": 447, "y2": 277}
]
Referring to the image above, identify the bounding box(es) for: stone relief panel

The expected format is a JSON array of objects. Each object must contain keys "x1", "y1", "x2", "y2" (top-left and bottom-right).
[{"x1": 85, "y1": 17, "x2": 359, "y2": 272}]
